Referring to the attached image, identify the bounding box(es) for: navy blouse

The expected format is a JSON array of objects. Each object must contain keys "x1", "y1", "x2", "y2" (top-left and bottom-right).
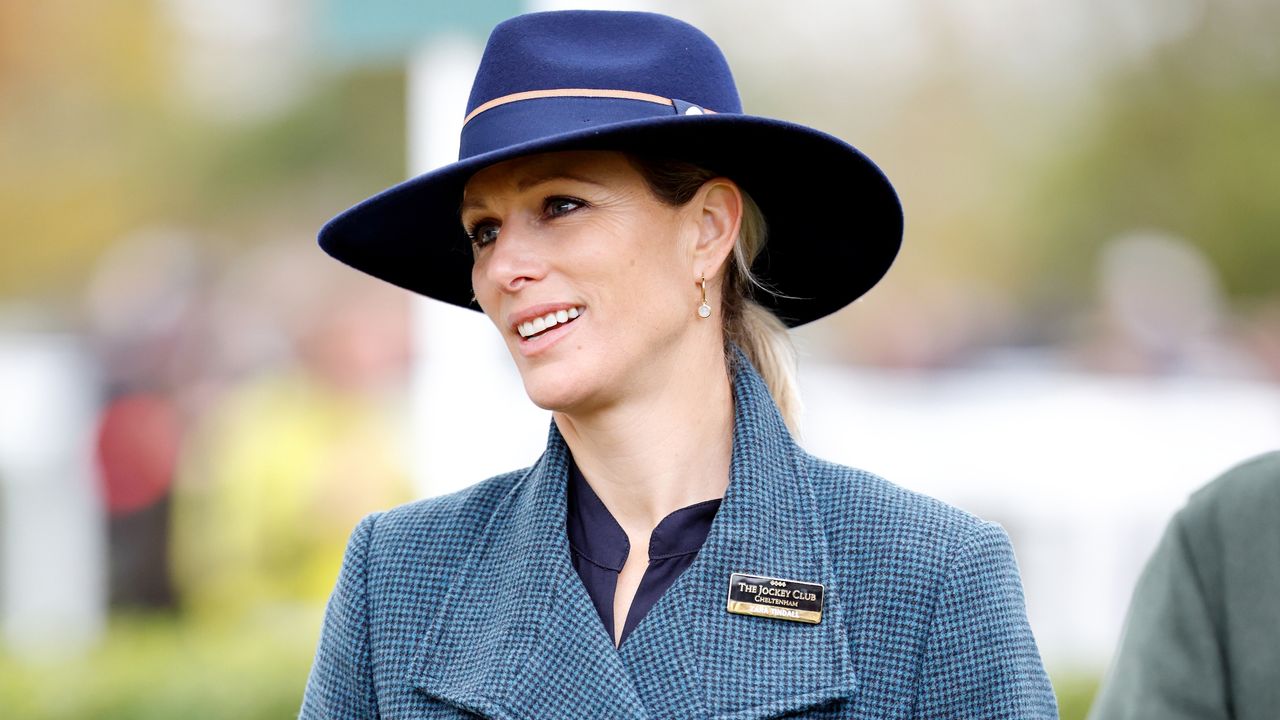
[{"x1": 566, "y1": 460, "x2": 721, "y2": 646}]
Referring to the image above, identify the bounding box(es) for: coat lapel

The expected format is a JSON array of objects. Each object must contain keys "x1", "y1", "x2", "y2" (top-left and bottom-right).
[
  {"x1": 408, "y1": 427, "x2": 647, "y2": 719},
  {"x1": 618, "y1": 351, "x2": 855, "y2": 719},
  {"x1": 410, "y1": 349, "x2": 853, "y2": 719}
]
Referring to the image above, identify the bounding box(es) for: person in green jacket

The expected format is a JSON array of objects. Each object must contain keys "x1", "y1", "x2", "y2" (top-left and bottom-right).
[{"x1": 1089, "y1": 451, "x2": 1280, "y2": 720}]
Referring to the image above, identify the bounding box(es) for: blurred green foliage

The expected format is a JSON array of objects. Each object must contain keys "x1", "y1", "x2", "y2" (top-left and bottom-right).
[
  {"x1": 0, "y1": 1, "x2": 406, "y2": 302},
  {"x1": 183, "y1": 70, "x2": 407, "y2": 230},
  {"x1": 1054, "y1": 670, "x2": 1102, "y2": 720},
  {"x1": 1031, "y1": 1, "x2": 1280, "y2": 305},
  {"x1": 0, "y1": 613, "x2": 317, "y2": 720}
]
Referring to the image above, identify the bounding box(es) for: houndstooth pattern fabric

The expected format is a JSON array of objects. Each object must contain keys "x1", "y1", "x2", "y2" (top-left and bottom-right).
[{"x1": 301, "y1": 351, "x2": 1058, "y2": 719}]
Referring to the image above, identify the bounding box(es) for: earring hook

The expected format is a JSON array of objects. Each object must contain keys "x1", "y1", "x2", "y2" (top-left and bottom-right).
[{"x1": 698, "y1": 274, "x2": 711, "y2": 318}]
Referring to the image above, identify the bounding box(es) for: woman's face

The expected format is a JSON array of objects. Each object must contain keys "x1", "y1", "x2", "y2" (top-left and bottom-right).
[{"x1": 463, "y1": 150, "x2": 708, "y2": 415}]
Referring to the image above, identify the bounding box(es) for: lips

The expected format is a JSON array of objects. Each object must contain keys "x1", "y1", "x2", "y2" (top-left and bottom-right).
[{"x1": 513, "y1": 306, "x2": 584, "y2": 340}]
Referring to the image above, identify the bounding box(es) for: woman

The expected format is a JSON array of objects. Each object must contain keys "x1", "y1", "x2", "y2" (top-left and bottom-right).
[{"x1": 303, "y1": 10, "x2": 1057, "y2": 719}]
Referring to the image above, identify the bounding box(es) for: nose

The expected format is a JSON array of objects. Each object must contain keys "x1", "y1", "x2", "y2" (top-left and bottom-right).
[{"x1": 478, "y1": 220, "x2": 546, "y2": 294}]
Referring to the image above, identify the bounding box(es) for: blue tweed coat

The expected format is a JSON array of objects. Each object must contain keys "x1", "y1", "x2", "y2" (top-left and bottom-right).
[{"x1": 301, "y1": 355, "x2": 1058, "y2": 719}]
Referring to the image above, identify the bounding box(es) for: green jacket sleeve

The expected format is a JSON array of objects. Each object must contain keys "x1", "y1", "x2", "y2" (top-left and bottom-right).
[{"x1": 1088, "y1": 509, "x2": 1230, "y2": 720}]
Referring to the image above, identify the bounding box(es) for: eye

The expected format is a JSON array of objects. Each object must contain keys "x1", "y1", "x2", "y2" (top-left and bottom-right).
[
  {"x1": 544, "y1": 196, "x2": 585, "y2": 218},
  {"x1": 467, "y1": 220, "x2": 500, "y2": 249}
]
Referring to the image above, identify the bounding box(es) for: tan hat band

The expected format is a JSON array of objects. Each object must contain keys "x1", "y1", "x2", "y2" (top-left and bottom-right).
[{"x1": 463, "y1": 88, "x2": 716, "y2": 126}]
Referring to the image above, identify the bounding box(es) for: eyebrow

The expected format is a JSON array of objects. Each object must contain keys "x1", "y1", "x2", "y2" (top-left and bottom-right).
[{"x1": 460, "y1": 171, "x2": 606, "y2": 214}]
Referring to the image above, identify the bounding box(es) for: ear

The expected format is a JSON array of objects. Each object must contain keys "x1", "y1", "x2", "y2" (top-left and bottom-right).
[{"x1": 689, "y1": 178, "x2": 743, "y2": 283}]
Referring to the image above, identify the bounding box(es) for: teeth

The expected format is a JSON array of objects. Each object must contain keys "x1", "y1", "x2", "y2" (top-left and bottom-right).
[{"x1": 516, "y1": 307, "x2": 584, "y2": 338}]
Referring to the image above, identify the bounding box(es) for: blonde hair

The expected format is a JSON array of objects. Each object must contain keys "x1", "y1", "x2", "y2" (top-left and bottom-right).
[{"x1": 627, "y1": 155, "x2": 801, "y2": 435}]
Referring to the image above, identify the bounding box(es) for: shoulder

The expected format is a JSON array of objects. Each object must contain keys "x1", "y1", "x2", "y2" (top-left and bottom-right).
[
  {"x1": 799, "y1": 454, "x2": 1030, "y2": 637},
  {"x1": 801, "y1": 453, "x2": 1005, "y2": 571},
  {"x1": 1180, "y1": 450, "x2": 1280, "y2": 532},
  {"x1": 800, "y1": 454, "x2": 1056, "y2": 715},
  {"x1": 799, "y1": 451, "x2": 1026, "y2": 627},
  {"x1": 1168, "y1": 450, "x2": 1280, "y2": 579},
  {"x1": 354, "y1": 467, "x2": 532, "y2": 572},
  {"x1": 1161, "y1": 450, "x2": 1280, "y2": 608}
]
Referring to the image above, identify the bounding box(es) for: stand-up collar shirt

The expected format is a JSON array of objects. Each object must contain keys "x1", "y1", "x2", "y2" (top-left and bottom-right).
[{"x1": 566, "y1": 459, "x2": 722, "y2": 646}]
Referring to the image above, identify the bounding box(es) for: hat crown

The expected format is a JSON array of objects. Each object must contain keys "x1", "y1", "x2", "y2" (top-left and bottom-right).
[{"x1": 467, "y1": 11, "x2": 744, "y2": 117}]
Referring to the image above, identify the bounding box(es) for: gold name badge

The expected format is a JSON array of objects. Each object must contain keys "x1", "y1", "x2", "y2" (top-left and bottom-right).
[{"x1": 725, "y1": 572, "x2": 824, "y2": 624}]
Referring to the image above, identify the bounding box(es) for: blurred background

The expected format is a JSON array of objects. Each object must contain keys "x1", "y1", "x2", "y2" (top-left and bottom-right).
[{"x1": 2, "y1": 0, "x2": 1278, "y2": 717}]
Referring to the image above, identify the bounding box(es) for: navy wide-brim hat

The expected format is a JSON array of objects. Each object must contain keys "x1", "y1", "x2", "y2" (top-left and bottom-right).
[{"x1": 319, "y1": 10, "x2": 903, "y2": 327}]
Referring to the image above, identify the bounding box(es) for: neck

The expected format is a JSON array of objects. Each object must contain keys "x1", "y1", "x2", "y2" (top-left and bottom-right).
[{"x1": 554, "y1": 340, "x2": 734, "y2": 540}]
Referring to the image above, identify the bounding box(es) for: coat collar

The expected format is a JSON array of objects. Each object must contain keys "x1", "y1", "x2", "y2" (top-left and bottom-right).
[{"x1": 410, "y1": 349, "x2": 854, "y2": 719}]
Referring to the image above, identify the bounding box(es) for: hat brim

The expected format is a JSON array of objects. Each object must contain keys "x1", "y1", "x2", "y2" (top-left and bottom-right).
[{"x1": 318, "y1": 113, "x2": 902, "y2": 327}]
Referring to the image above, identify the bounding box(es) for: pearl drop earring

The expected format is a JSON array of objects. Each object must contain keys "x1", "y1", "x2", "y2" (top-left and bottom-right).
[{"x1": 698, "y1": 274, "x2": 711, "y2": 318}]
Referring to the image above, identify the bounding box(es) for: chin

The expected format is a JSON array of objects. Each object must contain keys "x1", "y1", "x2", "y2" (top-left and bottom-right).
[
  {"x1": 507, "y1": 351, "x2": 584, "y2": 407},
  {"x1": 521, "y1": 372, "x2": 595, "y2": 413}
]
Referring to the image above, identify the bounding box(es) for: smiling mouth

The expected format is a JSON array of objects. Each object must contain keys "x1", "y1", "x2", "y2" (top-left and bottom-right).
[{"x1": 517, "y1": 306, "x2": 583, "y2": 340}]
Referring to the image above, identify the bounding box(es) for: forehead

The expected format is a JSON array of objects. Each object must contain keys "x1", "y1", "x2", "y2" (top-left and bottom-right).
[{"x1": 461, "y1": 150, "x2": 640, "y2": 206}]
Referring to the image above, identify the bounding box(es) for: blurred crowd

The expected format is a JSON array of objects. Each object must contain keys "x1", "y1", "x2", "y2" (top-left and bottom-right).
[
  {"x1": 822, "y1": 229, "x2": 1280, "y2": 380},
  {"x1": 86, "y1": 232, "x2": 415, "y2": 617}
]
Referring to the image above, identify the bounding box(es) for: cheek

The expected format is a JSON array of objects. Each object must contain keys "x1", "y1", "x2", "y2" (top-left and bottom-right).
[
  {"x1": 582, "y1": 242, "x2": 678, "y2": 302},
  {"x1": 608, "y1": 255, "x2": 693, "y2": 325}
]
